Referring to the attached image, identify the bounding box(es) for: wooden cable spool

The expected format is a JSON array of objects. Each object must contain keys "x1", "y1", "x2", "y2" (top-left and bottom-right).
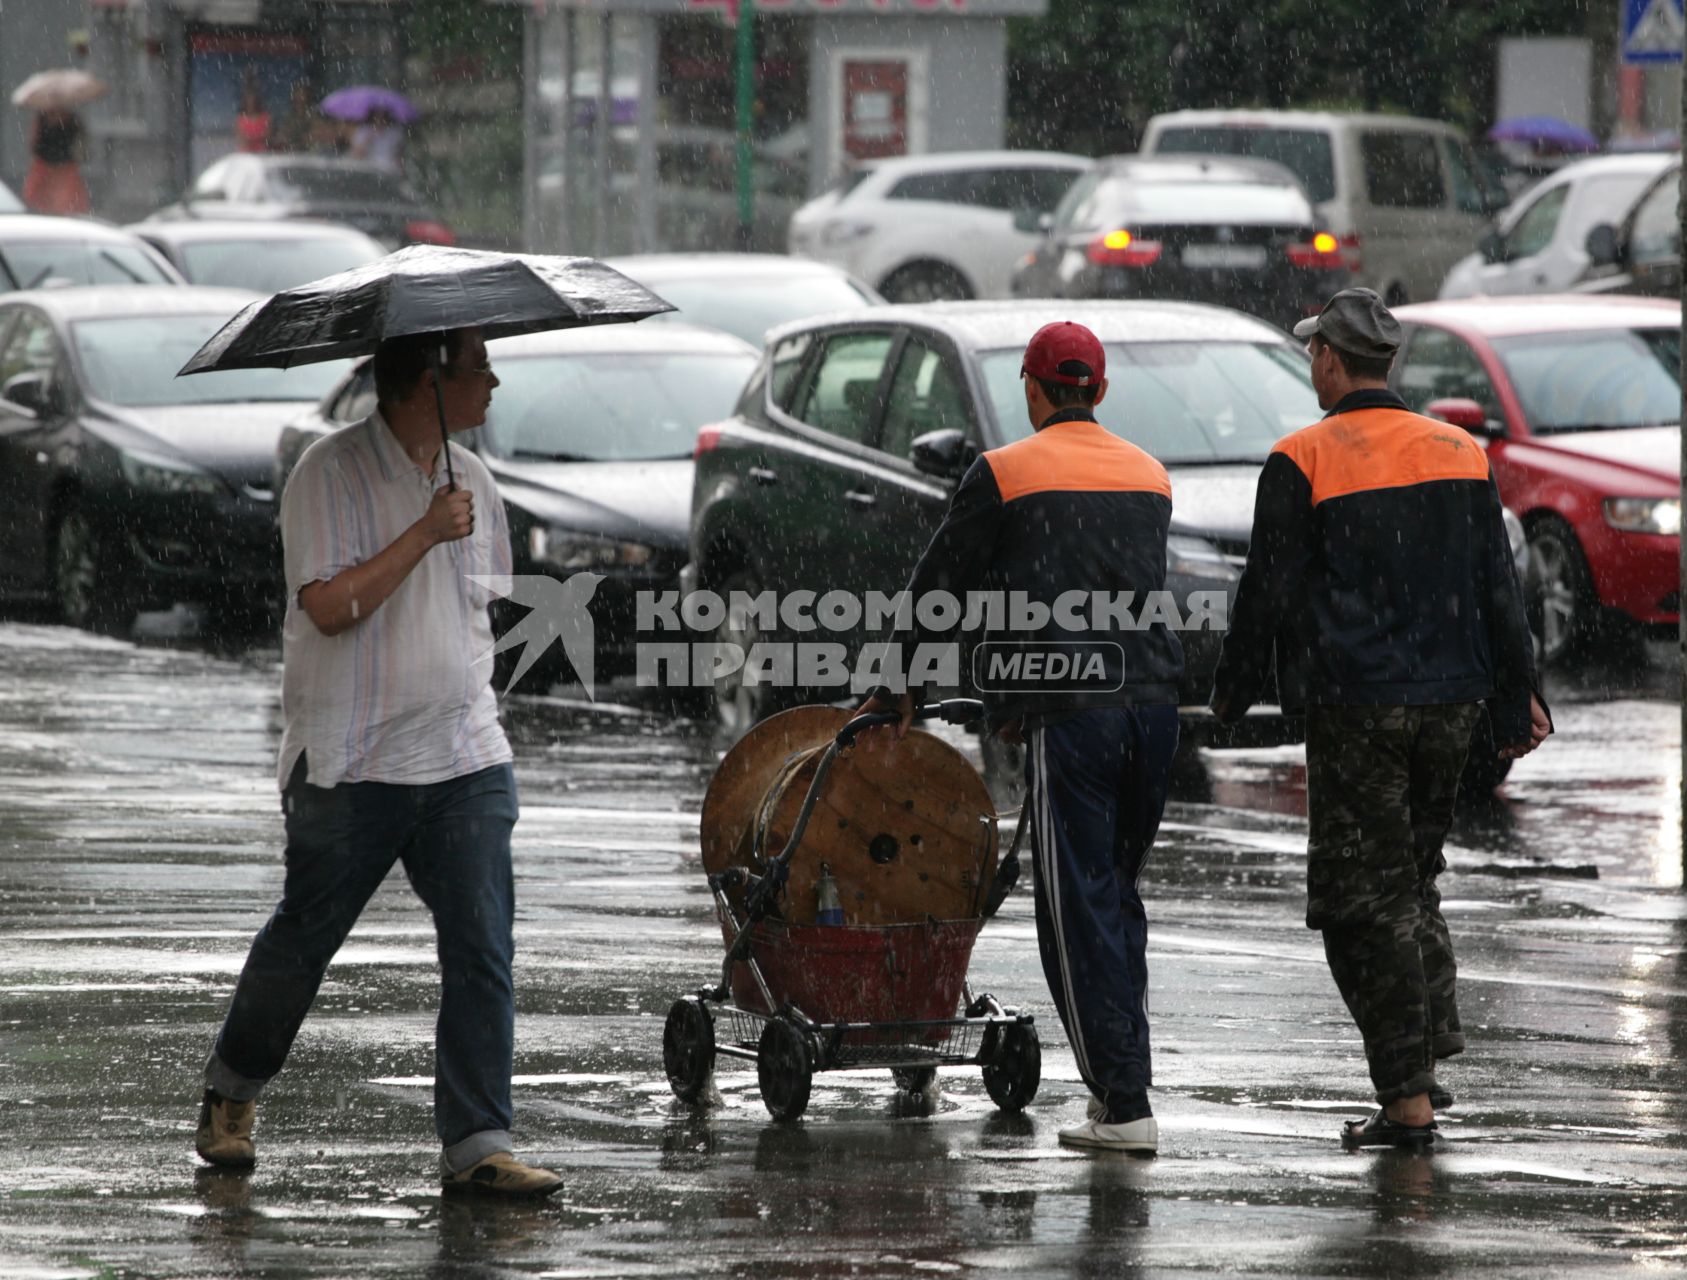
[{"x1": 700, "y1": 705, "x2": 999, "y2": 926}]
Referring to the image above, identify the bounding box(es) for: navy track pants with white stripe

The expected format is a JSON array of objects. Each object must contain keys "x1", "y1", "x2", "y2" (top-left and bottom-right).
[{"x1": 1025, "y1": 705, "x2": 1179, "y2": 1124}]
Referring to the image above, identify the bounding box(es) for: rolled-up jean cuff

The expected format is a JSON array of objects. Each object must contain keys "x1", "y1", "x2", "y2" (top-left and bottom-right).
[
  {"x1": 1375, "y1": 1069, "x2": 1437, "y2": 1107},
  {"x1": 442, "y1": 1129, "x2": 513, "y2": 1174},
  {"x1": 204, "y1": 1052, "x2": 267, "y2": 1103},
  {"x1": 1432, "y1": 1033, "x2": 1466, "y2": 1060}
]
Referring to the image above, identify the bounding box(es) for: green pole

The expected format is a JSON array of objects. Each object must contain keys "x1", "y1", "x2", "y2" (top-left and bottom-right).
[{"x1": 734, "y1": 0, "x2": 756, "y2": 250}]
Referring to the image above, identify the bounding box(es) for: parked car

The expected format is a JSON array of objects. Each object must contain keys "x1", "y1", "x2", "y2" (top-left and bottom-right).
[
  {"x1": 274, "y1": 323, "x2": 759, "y2": 687},
  {"x1": 0, "y1": 285, "x2": 351, "y2": 631},
  {"x1": 1439, "y1": 153, "x2": 1674, "y2": 300},
  {"x1": 787, "y1": 150, "x2": 1091, "y2": 302},
  {"x1": 686, "y1": 299, "x2": 1319, "y2": 740},
  {"x1": 1391, "y1": 295, "x2": 1680, "y2": 664},
  {"x1": 603, "y1": 253, "x2": 882, "y2": 348},
  {"x1": 1139, "y1": 109, "x2": 1507, "y2": 305},
  {"x1": 0, "y1": 215, "x2": 181, "y2": 291},
  {"x1": 1008, "y1": 156, "x2": 1349, "y2": 329},
  {"x1": 128, "y1": 219, "x2": 386, "y2": 293},
  {"x1": 1576, "y1": 157, "x2": 1681, "y2": 299},
  {"x1": 149, "y1": 154, "x2": 454, "y2": 249}
]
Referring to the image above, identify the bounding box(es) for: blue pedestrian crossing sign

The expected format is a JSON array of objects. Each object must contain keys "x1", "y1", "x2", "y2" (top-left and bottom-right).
[{"x1": 1624, "y1": 0, "x2": 1684, "y2": 63}]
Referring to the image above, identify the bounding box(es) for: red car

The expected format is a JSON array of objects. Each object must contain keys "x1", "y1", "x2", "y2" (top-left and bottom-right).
[{"x1": 1391, "y1": 296, "x2": 1679, "y2": 663}]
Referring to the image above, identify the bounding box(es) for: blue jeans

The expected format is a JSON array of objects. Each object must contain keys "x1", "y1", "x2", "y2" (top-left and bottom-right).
[
  {"x1": 1025, "y1": 706, "x2": 1179, "y2": 1125},
  {"x1": 206, "y1": 758, "x2": 518, "y2": 1173}
]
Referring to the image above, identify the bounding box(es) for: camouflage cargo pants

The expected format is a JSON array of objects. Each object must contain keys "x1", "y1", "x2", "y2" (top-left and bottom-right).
[{"x1": 1304, "y1": 703, "x2": 1481, "y2": 1106}]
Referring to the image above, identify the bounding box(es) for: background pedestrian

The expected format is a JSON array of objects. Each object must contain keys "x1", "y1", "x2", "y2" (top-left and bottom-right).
[{"x1": 23, "y1": 107, "x2": 90, "y2": 216}]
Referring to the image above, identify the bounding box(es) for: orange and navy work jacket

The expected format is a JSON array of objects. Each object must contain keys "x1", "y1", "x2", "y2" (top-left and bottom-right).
[
  {"x1": 1213, "y1": 389, "x2": 1540, "y2": 746},
  {"x1": 875, "y1": 408, "x2": 1185, "y2": 729}
]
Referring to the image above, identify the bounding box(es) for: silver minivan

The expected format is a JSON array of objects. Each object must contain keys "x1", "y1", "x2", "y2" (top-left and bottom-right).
[{"x1": 1139, "y1": 110, "x2": 1507, "y2": 307}]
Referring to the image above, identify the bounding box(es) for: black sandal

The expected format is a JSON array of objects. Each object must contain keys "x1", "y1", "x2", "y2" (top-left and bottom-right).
[{"x1": 1341, "y1": 1108, "x2": 1438, "y2": 1150}]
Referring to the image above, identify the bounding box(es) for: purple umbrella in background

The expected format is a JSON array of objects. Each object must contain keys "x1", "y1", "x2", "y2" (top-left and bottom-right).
[
  {"x1": 1487, "y1": 116, "x2": 1600, "y2": 153},
  {"x1": 320, "y1": 85, "x2": 419, "y2": 124}
]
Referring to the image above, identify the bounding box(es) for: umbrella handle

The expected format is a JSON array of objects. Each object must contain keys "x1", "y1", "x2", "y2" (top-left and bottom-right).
[{"x1": 427, "y1": 344, "x2": 457, "y2": 491}]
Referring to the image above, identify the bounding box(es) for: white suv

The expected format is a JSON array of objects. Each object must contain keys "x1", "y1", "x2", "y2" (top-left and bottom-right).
[{"x1": 787, "y1": 150, "x2": 1091, "y2": 302}]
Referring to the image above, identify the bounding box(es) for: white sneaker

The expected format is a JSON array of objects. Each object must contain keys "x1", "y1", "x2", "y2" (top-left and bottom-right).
[{"x1": 1059, "y1": 1115, "x2": 1158, "y2": 1154}]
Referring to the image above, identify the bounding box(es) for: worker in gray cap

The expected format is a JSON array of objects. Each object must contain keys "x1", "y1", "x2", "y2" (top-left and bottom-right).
[{"x1": 1211, "y1": 287, "x2": 1551, "y2": 1151}]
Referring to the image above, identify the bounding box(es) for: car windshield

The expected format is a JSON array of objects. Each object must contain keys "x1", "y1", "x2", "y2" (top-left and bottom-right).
[
  {"x1": 268, "y1": 166, "x2": 418, "y2": 204},
  {"x1": 179, "y1": 235, "x2": 382, "y2": 292},
  {"x1": 1109, "y1": 180, "x2": 1310, "y2": 223},
  {"x1": 1, "y1": 240, "x2": 175, "y2": 288},
  {"x1": 1154, "y1": 126, "x2": 1337, "y2": 204},
  {"x1": 637, "y1": 275, "x2": 877, "y2": 347},
  {"x1": 981, "y1": 341, "x2": 1319, "y2": 463},
  {"x1": 73, "y1": 315, "x2": 351, "y2": 406},
  {"x1": 1493, "y1": 327, "x2": 1680, "y2": 434},
  {"x1": 482, "y1": 350, "x2": 758, "y2": 462}
]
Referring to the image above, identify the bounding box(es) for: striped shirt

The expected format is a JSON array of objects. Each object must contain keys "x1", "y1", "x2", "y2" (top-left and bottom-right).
[{"x1": 277, "y1": 410, "x2": 513, "y2": 790}]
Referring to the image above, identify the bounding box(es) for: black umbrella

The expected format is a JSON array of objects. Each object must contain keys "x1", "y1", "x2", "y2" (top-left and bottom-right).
[{"x1": 178, "y1": 245, "x2": 675, "y2": 486}]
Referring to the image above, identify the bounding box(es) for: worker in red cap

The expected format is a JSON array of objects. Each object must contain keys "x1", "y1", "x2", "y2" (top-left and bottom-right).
[{"x1": 861, "y1": 319, "x2": 1183, "y2": 1154}]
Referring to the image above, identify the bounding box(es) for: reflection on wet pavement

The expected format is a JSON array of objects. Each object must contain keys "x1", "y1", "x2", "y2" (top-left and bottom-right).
[{"x1": 0, "y1": 621, "x2": 1684, "y2": 1277}]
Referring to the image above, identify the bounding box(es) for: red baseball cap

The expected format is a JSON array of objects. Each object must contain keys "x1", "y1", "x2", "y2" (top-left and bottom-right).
[{"x1": 1021, "y1": 320, "x2": 1106, "y2": 387}]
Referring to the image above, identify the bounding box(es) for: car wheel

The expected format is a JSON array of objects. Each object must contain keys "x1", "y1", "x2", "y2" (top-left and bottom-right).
[
  {"x1": 879, "y1": 261, "x2": 974, "y2": 304},
  {"x1": 1527, "y1": 516, "x2": 1599, "y2": 665},
  {"x1": 53, "y1": 504, "x2": 133, "y2": 634},
  {"x1": 708, "y1": 567, "x2": 788, "y2": 735}
]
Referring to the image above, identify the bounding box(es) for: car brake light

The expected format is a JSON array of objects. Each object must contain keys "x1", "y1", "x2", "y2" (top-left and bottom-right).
[
  {"x1": 694, "y1": 424, "x2": 723, "y2": 459},
  {"x1": 1286, "y1": 231, "x2": 1343, "y2": 268},
  {"x1": 1087, "y1": 229, "x2": 1163, "y2": 268},
  {"x1": 405, "y1": 219, "x2": 456, "y2": 246}
]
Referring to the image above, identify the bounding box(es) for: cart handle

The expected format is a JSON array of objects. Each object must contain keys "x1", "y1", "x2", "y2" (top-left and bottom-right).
[{"x1": 835, "y1": 697, "x2": 985, "y2": 748}]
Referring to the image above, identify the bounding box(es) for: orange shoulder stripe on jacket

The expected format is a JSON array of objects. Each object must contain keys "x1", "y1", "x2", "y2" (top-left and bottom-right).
[
  {"x1": 984, "y1": 422, "x2": 1172, "y2": 504},
  {"x1": 1272, "y1": 408, "x2": 1489, "y2": 507}
]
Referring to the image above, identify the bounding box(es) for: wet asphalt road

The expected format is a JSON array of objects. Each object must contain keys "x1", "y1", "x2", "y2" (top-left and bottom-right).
[{"x1": 1, "y1": 621, "x2": 1685, "y2": 1278}]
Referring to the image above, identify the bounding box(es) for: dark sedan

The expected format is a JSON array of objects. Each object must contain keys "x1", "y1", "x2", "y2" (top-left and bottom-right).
[
  {"x1": 148, "y1": 154, "x2": 454, "y2": 249},
  {"x1": 1010, "y1": 156, "x2": 1349, "y2": 329},
  {"x1": 274, "y1": 323, "x2": 759, "y2": 689},
  {"x1": 0, "y1": 286, "x2": 350, "y2": 630}
]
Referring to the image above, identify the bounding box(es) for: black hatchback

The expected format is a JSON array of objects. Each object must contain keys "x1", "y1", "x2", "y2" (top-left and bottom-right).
[{"x1": 1010, "y1": 156, "x2": 1348, "y2": 330}]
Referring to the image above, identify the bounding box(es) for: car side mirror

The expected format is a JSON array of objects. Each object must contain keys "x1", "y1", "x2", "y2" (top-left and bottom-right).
[
  {"x1": 1584, "y1": 223, "x2": 1621, "y2": 268},
  {"x1": 0, "y1": 371, "x2": 51, "y2": 417},
  {"x1": 1012, "y1": 206, "x2": 1052, "y2": 235},
  {"x1": 911, "y1": 428, "x2": 977, "y2": 479},
  {"x1": 1424, "y1": 397, "x2": 1494, "y2": 435},
  {"x1": 1478, "y1": 227, "x2": 1505, "y2": 264}
]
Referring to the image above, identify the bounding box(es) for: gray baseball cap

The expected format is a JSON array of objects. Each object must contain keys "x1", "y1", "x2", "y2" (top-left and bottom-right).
[{"x1": 1292, "y1": 287, "x2": 1403, "y2": 359}]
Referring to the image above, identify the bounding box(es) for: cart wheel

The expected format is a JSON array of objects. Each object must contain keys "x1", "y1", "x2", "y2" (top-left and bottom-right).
[
  {"x1": 663, "y1": 997, "x2": 716, "y2": 1104},
  {"x1": 757, "y1": 1018, "x2": 814, "y2": 1121},
  {"x1": 982, "y1": 1022, "x2": 1041, "y2": 1113},
  {"x1": 892, "y1": 1067, "x2": 938, "y2": 1095}
]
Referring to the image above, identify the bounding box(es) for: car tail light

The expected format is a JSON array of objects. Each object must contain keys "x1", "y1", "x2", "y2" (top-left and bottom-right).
[
  {"x1": 405, "y1": 219, "x2": 456, "y2": 246},
  {"x1": 1286, "y1": 231, "x2": 1343, "y2": 268},
  {"x1": 694, "y1": 424, "x2": 723, "y2": 459},
  {"x1": 1086, "y1": 229, "x2": 1163, "y2": 268},
  {"x1": 1339, "y1": 232, "x2": 1362, "y2": 272}
]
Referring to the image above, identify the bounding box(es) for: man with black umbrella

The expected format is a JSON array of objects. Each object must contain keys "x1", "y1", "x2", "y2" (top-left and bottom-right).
[{"x1": 194, "y1": 326, "x2": 563, "y2": 1197}]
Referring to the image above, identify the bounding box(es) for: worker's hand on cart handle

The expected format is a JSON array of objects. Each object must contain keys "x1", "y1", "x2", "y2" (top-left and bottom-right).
[{"x1": 857, "y1": 691, "x2": 915, "y2": 740}]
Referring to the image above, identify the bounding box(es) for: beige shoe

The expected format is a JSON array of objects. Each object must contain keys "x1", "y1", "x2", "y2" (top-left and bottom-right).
[
  {"x1": 1059, "y1": 1115, "x2": 1158, "y2": 1154},
  {"x1": 195, "y1": 1089, "x2": 256, "y2": 1168},
  {"x1": 442, "y1": 1152, "x2": 564, "y2": 1198}
]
